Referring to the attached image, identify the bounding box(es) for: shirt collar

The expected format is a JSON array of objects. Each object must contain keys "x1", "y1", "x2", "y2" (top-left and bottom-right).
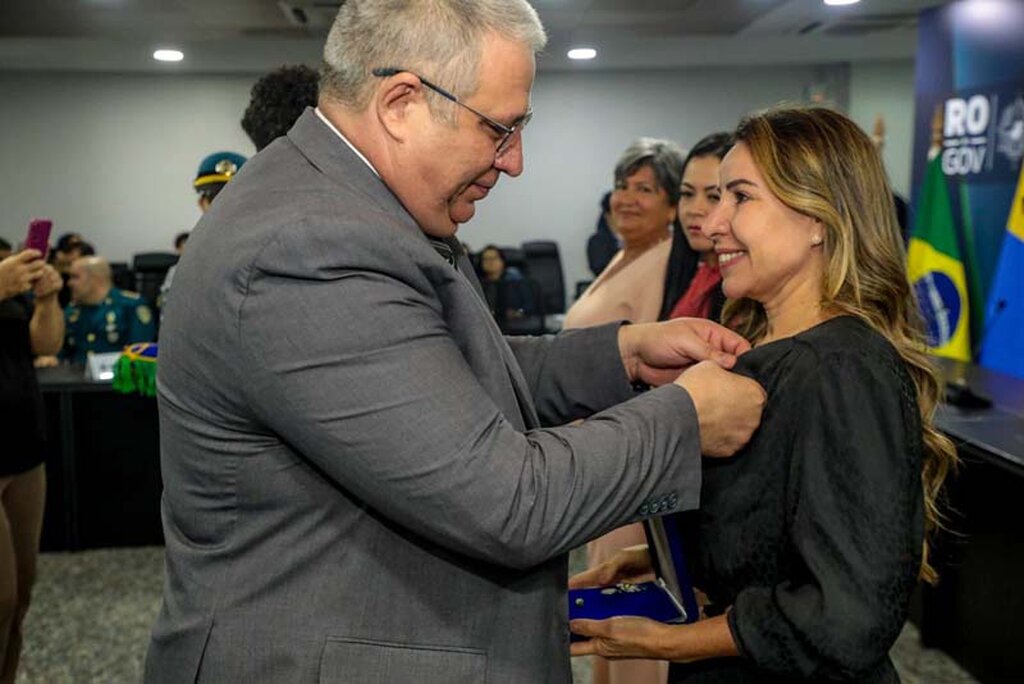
[{"x1": 314, "y1": 107, "x2": 380, "y2": 178}]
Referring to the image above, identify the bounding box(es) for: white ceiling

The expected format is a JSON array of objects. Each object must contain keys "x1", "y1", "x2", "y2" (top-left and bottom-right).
[{"x1": 0, "y1": 0, "x2": 949, "y2": 73}]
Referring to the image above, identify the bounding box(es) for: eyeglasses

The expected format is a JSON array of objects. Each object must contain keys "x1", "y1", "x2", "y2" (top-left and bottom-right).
[{"x1": 372, "y1": 67, "x2": 532, "y2": 158}]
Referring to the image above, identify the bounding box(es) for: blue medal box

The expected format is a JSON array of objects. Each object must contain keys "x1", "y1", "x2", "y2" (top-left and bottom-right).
[{"x1": 569, "y1": 513, "x2": 698, "y2": 640}]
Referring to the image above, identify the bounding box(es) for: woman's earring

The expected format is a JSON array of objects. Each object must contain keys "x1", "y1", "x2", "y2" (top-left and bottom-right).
[{"x1": 811, "y1": 235, "x2": 823, "y2": 246}]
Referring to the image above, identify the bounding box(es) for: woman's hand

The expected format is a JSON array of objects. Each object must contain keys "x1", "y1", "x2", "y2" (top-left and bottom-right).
[
  {"x1": 0, "y1": 250, "x2": 45, "y2": 300},
  {"x1": 571, "y1": 614, "x2": 740, "y2": 663},
  {"x1": 33, "y1": 264, "x2": 63, "y2": 300},
  {"x1": 570, "y1": 616, "x2": 674, "y2": 659},
  {"x1": 568, "y1": 545, "x2": 653, "y2": 590}
]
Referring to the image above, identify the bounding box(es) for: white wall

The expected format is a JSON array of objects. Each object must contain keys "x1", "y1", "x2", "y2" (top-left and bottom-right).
[
  {"x1": 0, "y1": 63, "x2": 916, "y2": 297},
  {"x1": 471, "y1": 65, "x2": 842, "y2": 295},
  {"x1": 0, "y1": 72, "x2": 256, "y2": 260},
  {"x1": 848, "y1": 60, "x2": 916, "y2": 198}
]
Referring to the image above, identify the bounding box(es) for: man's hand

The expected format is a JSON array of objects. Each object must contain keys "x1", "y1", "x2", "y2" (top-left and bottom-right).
[
  {"x1": 568, "y1": 545, "x2": 653, "y2": 590},
  {"x1": 0, "y1": 250, "x2": 46, "y2": 300},
  {"x1": 617, "y1": 318, "x2": 751, "y2": 387},
  {"x1": 675, "y1": 361, "x2": 765, "y2": 458},
  {"x1": 32, "y1": 264, "x2": 63, "y2": 301}
]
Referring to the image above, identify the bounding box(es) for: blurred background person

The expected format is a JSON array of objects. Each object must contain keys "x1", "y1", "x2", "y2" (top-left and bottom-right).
[
  {"x1": 563, "y1": 136, "x2": 686, "y2": 684},
  {"x1": 61, "y1": 256, "x2": 154, "y2": 365},
  {"x1": 661, "y1": 132, "x2": 734, "y2": 322},
  {"x1": 173, "y1": 232, "x2": 189, "y2": 256},
  {"x1": 0, "y1": 247, "x2": 62, "y2": 684},
  {"x1": 192, "y1": 151, "x2": 246, "y2": 214},
  {"x1": 50, "y1": 233, "x2": 84, "y2": 275},
  {"x1": 565, "y1": 138, "x2": 685, "y2": 329},
  {"x1": 160, "y1": 152, "x2": 247, "y2": 315},
  {"x1": 477, "y1": 244, "x2": 536, "y2": 331},
  {"x1": 241, "y1": 64, "x2": 320, "y2": 152},
  {"x1": 51, "y1": 236, "x2": 95, "y2": 309}
]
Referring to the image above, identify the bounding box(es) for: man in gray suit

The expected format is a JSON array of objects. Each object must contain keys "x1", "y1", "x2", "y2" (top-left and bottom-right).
[{"x1": 145, "y1": 1, "x2": 765, "y2": 682}]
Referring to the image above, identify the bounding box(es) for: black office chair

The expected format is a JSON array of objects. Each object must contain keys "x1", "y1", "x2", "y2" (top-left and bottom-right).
[
  {"x1": 501, "y1": 246, "x2": 527, "y2": 275},
  {"x1": 132, "y1": 252, "x2": 178, "y2": 308},
  {"x1": 521, "y1": 240, "x2": 565, "y2": 315},
  {"x1": 110, "y1": 262, "x2": 135, "y2": 292}
]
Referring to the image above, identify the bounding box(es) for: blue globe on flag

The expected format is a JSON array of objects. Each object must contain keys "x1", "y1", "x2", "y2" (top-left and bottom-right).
[{"x1": 913, "y1": 271, "x2": 962, "y2": 348}]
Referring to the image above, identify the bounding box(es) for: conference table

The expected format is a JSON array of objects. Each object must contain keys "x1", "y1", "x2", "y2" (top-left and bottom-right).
[
  {"x1": 34, "y1": 356, "x2": 1024, "y2": 680},
  {"x1": 915, "y1": 359, "x2": 1024, "y2": 684},
  {"x1": 37, "y1": 365, "x2": 163, "y2": 552}
]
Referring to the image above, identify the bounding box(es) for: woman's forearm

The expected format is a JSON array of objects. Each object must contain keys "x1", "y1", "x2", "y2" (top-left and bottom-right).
[
  {"x1": 30, "y1": 296, "x2": 64, "y2": 355},
  {"x1": 663, "y1": 614, "x2": 740, "y2": 663}
]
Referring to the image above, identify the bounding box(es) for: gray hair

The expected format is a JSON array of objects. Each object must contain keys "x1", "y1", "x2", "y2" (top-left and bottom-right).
[
  {"x1": 614, "y1": 138, "x2": 687, "y2": 205},
  {"x1": 321, "y1": 0, "x2": 547, "y2": 124}
]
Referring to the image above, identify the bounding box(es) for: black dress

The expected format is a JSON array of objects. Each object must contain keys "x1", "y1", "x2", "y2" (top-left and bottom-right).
[
  {"x1": 0, "y1": 295, "x2": 47, "y2": 476},
  {"x1": 669, "y1": 316, "x2": 924, "y2": 683}
]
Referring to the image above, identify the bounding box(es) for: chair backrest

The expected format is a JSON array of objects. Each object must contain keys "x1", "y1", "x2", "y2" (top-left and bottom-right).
[
  {"x1": 521, "y1": 240, "x2": 565, "y2": 315},
  {"x1": 110, "y1": 262, "x2": 135, "y2": 292},
  {"x1": 131, "y1": 252, "x2": 178, "y2": 308},
  {"x1": 132, "y1": 252, "x2": 179, "y2": 273},
  {"x1": 501, "y1": 247, "x2": 527, "y2": 274}
]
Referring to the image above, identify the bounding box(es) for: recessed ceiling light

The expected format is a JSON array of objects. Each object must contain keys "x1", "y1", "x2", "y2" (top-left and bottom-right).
[
  {"x1": 824, "y1": 0, "x2": 861, "y2": 5},
  {"x1": 153, "y1": 49, "x2": 184, "y2": 63},
  {"x1": 567, "y1": 48, "x2": 597, "y2": 61}
]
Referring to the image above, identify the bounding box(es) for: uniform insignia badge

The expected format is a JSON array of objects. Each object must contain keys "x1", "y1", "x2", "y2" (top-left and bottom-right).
[
  {"x1": 215, "y1": 159, "x2": 238, "y2": 176},
  {"x1": 138, "y1": 306, "x2": 153, "y2": 324}
]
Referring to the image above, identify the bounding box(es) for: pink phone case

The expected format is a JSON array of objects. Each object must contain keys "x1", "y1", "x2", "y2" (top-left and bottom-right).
[{"x1": 25, "y1": 218, "x2": 52, "y2": 256}]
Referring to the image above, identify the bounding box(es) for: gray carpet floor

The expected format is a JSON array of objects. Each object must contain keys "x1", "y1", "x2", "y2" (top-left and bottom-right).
[{"x1": 14, "y1": 546, "x2": 978, "y2": 683}]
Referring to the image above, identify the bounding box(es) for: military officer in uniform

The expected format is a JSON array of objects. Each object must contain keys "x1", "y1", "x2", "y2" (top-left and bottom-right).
[
  {"x1": 159, "y1": 151, "x2": 247, "y2": 315},
  {"x1": 192, "y1": 151, "x2": 247, "y2": 212},
  {"x1": 60, "y1": 256, "x2": 155, "y2": 364}
]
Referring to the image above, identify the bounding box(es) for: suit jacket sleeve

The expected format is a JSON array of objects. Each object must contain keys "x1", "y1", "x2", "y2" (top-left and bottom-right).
[
  {"x1": 505, "y1": 324, "x2": 636, "y2": 427},
  {"x1": 238, "y1": 231, "x2": 702, "y2": 570}
]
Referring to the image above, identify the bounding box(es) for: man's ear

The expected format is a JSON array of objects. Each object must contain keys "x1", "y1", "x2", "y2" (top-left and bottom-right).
[{"x1": 375, "y1": 72, "x2": 426, "y2": 142}]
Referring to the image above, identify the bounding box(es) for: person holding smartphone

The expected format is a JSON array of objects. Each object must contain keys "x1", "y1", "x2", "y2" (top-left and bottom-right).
[{"x1": 0, "y1": 245, "x2": 62, "y2": 684}]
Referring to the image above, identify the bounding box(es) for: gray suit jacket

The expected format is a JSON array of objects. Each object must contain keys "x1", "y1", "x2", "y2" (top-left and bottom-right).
[{"x1": 145, "y1": 110, "x2": 701, "y2": 683}]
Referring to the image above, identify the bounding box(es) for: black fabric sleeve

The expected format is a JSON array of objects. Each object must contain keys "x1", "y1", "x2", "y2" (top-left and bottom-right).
[{"x1": 728, "y1": 346, "x2": 924, "y2": 679}]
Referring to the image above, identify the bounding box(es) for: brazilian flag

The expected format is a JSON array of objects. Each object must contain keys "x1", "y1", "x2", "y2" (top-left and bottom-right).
[
  {"x1": 907, "y1": 154, "x2": 971, "y2": 361},
  {"x1": 979, "y1": 161, "x2": 1024, "y2": 378}
]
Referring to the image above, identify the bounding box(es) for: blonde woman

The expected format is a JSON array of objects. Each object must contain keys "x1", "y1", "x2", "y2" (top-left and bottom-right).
[{"x1": 570, "y1": 107, "x2": 957, "y2": 684}]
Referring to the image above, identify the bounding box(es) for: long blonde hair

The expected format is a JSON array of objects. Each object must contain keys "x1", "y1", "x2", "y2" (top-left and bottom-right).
[{"x1": 723, "y1": 106, "x2": 956, "y2": 584}]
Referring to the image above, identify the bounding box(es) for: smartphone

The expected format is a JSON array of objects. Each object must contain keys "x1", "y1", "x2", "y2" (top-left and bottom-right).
[{"x1": 25, "y1": 218, "x2": 53, "y2": 258}]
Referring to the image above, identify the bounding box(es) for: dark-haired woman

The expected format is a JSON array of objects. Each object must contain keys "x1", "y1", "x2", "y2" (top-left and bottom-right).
[{"x1": 660, "y1": 133, "x2": 733, "y2": 323}]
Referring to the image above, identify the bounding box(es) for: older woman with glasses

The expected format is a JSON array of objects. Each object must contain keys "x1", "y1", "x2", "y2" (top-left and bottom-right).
[{"x1": 564, "y1": 137, "x2": 686, "y2": 684}]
